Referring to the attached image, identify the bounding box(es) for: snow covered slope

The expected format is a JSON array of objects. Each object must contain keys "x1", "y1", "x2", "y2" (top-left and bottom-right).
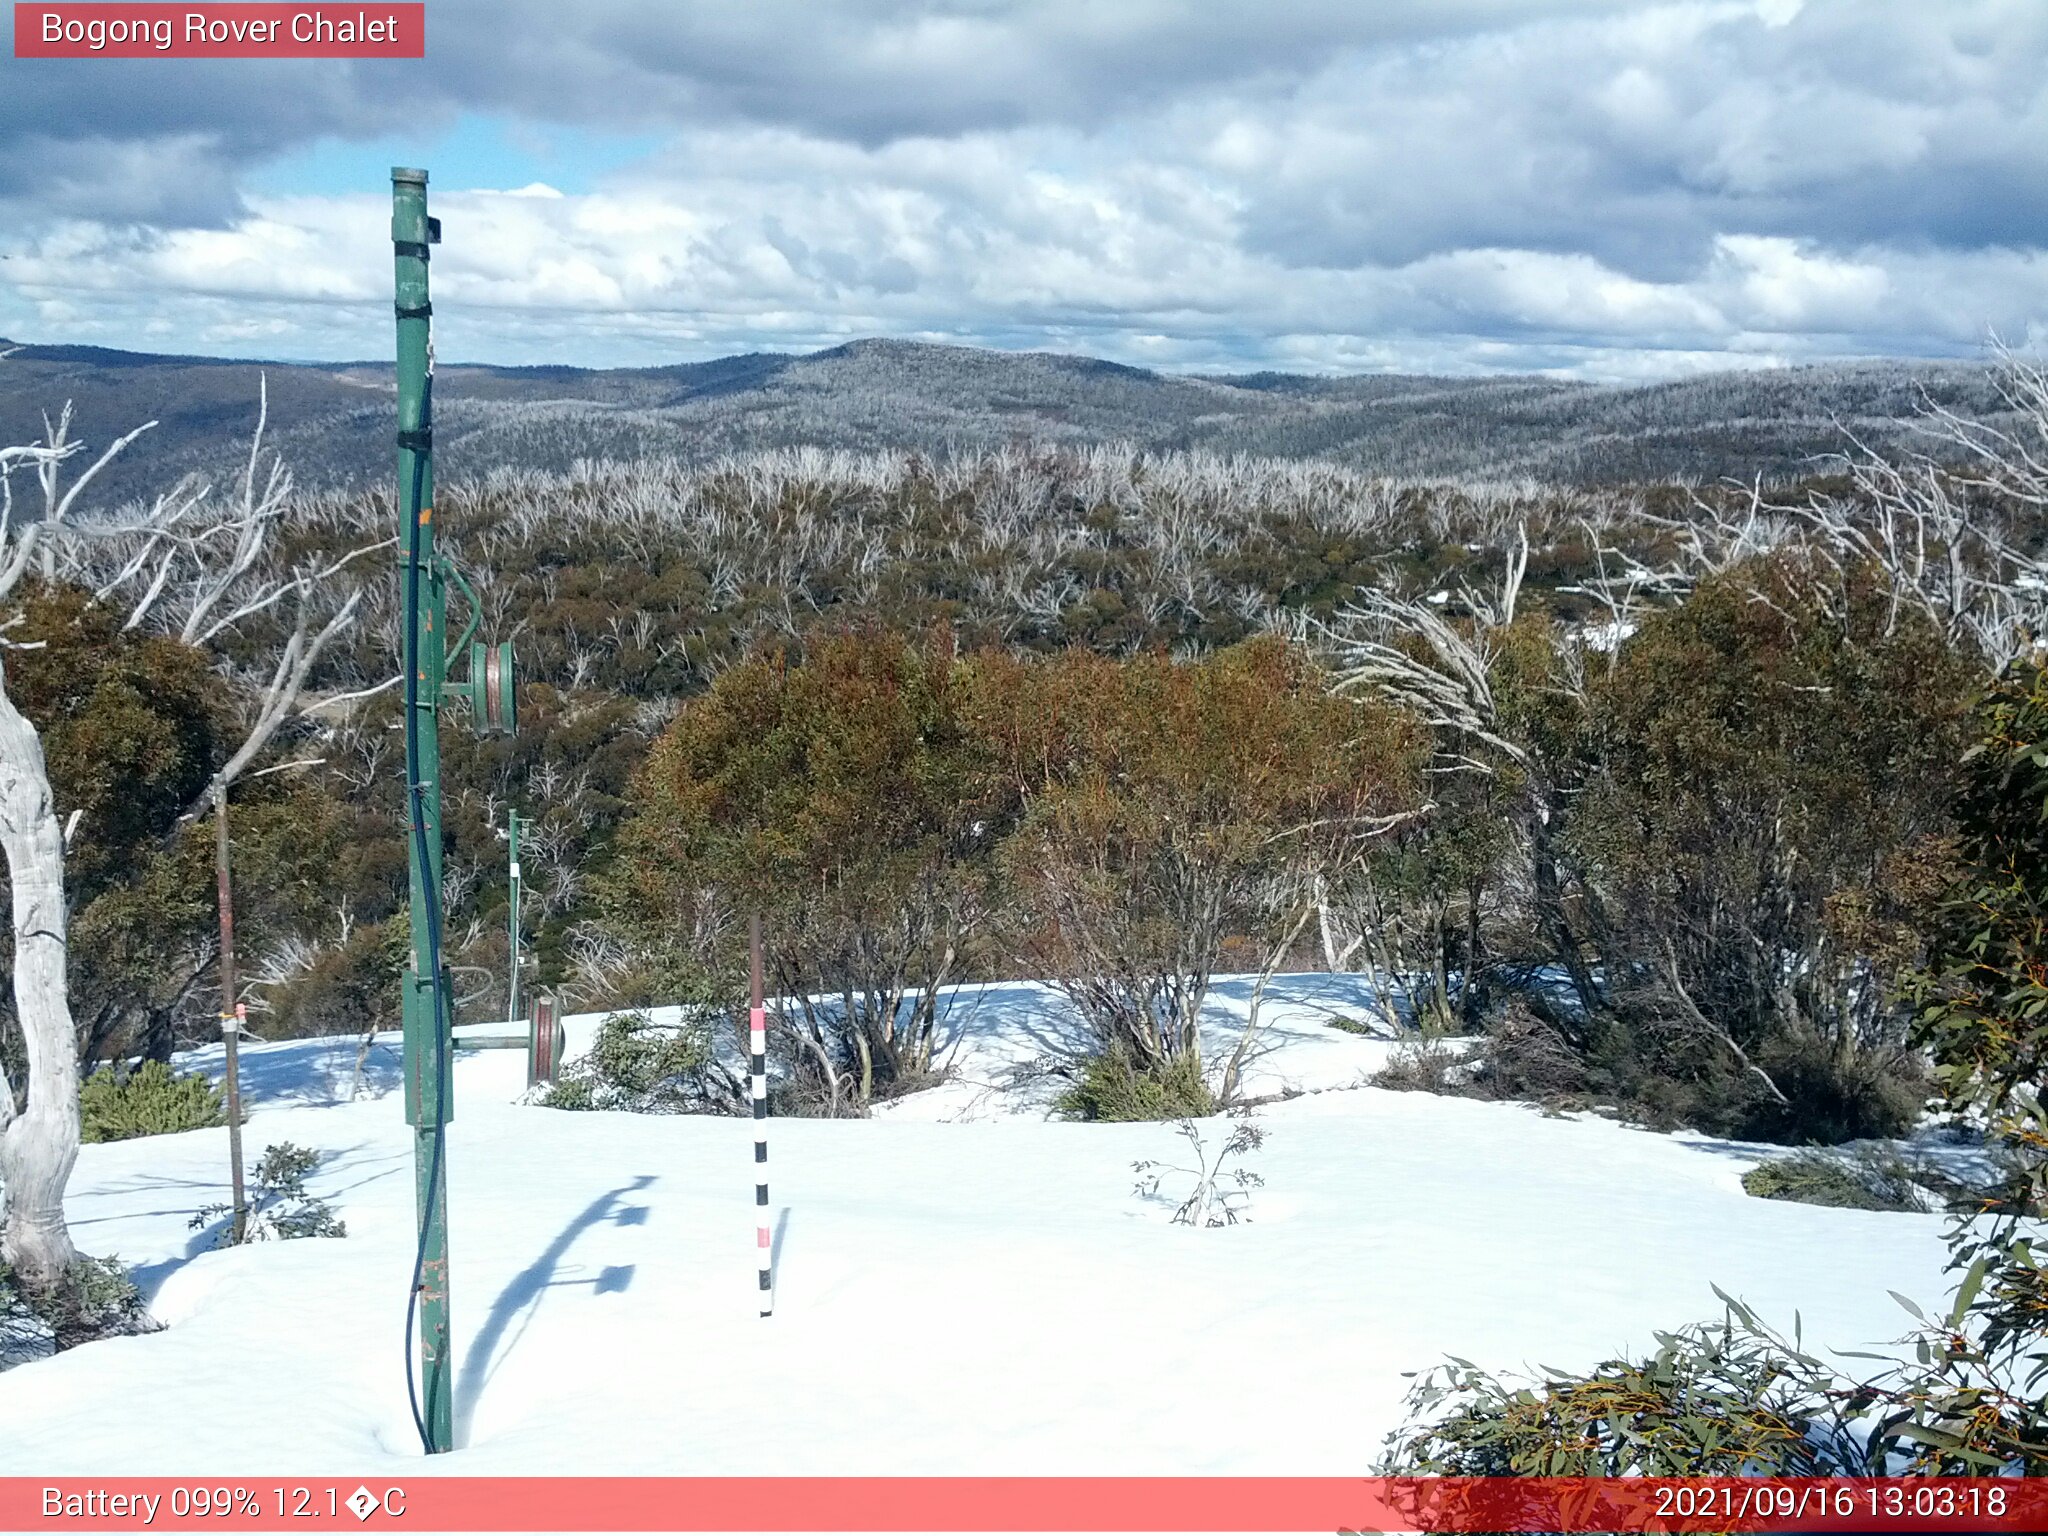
[{"x1": 0, "y1": 977, "x2": 1959, "y2": 1476}]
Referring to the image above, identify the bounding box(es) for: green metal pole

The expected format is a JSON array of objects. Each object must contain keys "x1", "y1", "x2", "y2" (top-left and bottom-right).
[
  {"x1": 507, "y1": 808, "x2": 521, "y2": 1023},
  {"x1": 393, "y1": 165, "x2": 452, "y2": 1455}
]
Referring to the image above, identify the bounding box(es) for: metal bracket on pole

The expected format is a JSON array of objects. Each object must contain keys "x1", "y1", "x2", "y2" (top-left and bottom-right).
[{"x1": 438, "y1": 559, "x2": 518, "y2": 736}]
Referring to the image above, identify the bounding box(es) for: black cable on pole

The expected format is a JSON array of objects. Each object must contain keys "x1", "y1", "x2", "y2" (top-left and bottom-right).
[{"x1": 399, "y1": 433, "x2": 452, "y2": 1456}]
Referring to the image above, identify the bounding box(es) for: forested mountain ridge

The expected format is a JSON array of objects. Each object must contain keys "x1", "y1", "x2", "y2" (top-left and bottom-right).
[{"x1": 0, "y1": 335, "x2": 2016, "y2": 505}]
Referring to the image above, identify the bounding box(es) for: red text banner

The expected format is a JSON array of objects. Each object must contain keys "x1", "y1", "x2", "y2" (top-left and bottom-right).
[
  {"x1": 4, "y1": 1477, "x2": 2047, "y2": 1532},
  {"x1": 14, "y1": 4, "x2": 424, "y2": 58}
]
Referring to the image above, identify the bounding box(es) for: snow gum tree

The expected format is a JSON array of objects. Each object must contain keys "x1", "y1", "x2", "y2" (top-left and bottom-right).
[
  {"x1": 0, "y1": 649, "x2": 76, "y2": 1289},
  {"x1": 1333, "y1": 533, "x2": 1605, "y2": 1022},
  {"x1": 608, "y1": 629, "x2": 998, "y2": 1112},
  {"x1": 1573, "y1": 553, "x2": 1977, "y2": 1139},
  {"x1": 2, "y1": 582, "x2": 220, "y2": 1069},
  {"x1": 607, "y1": 632, "x2": 1426, "y2": 1116},
  {"x1": 1336, "y1": 355, "x2": 2048, "y2": 1142},
  {"x1": 0, "y1": 386, "x2": 368, "y2": 1298},
  {"x1": 1910, "y1": 655, "x2": 2048, "y2": 1382},
  {"x1": 968, "y1": 636, "x2": 1426, "y2": 1104}
]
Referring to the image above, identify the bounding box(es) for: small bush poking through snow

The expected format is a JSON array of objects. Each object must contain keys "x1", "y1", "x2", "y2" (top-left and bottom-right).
[
  {"x1": 1368, "y1": 1004, "x2": 1587, "y2": 1109},
  {"x1": 539, "y1": 1009, "x2": 733, "y2": 1114},
  {"x1": 1369, "y1": 1038, "x2": 1470, "y2": 1095},
  {"x1": 1059, "y1": 1045, "x2": 1215, "y2": 1122},
  {"x1": 1468, "y1": 1003, "x2": 1592, "y2": 1107},
  {"x1": 1132, "y1": 1115, "x2": 1266, "y2": 1226},
  {"x1": 1385, "y1": 1284, "x2": 2048, "y2": 1475},
  {"x1": 191, "y1": 1142, "x2": 347, "y2": 1245},
  {"x1": 1378, "y1": 1311, "x2": 1860, "y2": 1476},
  {"x1": 0, "y1": 1264, "x2": 59, "y2": 1370},
  {"x1": 1, "y1": 1254, "x2": 156, "y2": 1367},
  {"x1": 1741, "y1": 1148, "x2": 1934, "y2": 1213},
  {"x1": 79, "y1": 1060, "x2": 226, "y2": 1143}
]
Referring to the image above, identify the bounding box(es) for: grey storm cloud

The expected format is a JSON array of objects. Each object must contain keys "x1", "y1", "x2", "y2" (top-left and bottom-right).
[
  {"x1": 6, "y1": 0, "x2": 2040, "y2": 258},
  {"x1": 0, "y1": 52, "x2": 440, "y2": 224},
  {"x1": 0, "y1": 1, "x2": 1638, "y2": 217},
  {"x1": 1, "y1": 0, "x2": 2043, "y2": 375},
  {"x1": 423, "y1": 0, "x2": 1639, "y2": 144}
]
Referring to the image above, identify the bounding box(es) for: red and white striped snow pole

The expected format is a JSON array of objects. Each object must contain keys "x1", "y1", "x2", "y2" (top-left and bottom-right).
[{"x1": 750, "y1": 914, "x2": 774, "y2": 1317}]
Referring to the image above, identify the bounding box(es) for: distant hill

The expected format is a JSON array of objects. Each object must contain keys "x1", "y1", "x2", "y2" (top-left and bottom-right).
[{"x1": 0, "y1": 335, "x2": 2015, "y2": 506}]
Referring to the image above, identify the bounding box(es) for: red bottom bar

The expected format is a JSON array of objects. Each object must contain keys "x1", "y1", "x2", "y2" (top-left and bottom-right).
[{"x1": 5, "y1": 1477, "x2": 2045, "y2": 1533}]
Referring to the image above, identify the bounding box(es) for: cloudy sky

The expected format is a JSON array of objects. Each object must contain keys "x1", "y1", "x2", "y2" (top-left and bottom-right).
[{"x1": 1, "y1": 0, "x2": 2043, "y2": 379}]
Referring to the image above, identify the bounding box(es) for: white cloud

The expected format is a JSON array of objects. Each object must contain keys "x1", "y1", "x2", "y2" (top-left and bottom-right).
[
  {"x1": 1707, "y1": 236, "x2": 1890, "y2": 332},
  {"x1": 0, "y1": 0, "x2": 2042, "y2": 377}
]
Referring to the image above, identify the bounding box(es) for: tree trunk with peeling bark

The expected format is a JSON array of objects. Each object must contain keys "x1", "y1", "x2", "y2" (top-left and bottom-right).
[
  {"x1": 0, "y1": 378, "x2": 374, "y2": 1302},
  {"x1": 0, "y1": 670, "x2": 80, "y2": 1291}
]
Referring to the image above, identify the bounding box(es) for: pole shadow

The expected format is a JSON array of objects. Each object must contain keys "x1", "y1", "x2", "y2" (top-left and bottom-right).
[{"x1": 454, "y1": 1173, "x2": 655, "y2": 1443}]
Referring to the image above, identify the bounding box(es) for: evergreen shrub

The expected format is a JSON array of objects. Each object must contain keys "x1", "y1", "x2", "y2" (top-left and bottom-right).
[{"x1": 79, "y1": 1060, "x2": 227, "y2": 1143}]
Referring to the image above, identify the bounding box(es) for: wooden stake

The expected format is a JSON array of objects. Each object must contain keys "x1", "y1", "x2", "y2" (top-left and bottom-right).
[{"x1": 213, "y1": 779, "x2": 247, "y2": 1244}]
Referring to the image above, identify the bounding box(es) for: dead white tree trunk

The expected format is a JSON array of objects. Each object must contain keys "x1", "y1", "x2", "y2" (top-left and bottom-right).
[
  {"x1": 0, "y1": 428, "x2": 133, "y2": 1292},
  {"x1": 0, "y1": 377, "x2": 376, "y2": 1293},
  {"x1": 0, "y1": 670, "x2": 79, "y2": 1288}
]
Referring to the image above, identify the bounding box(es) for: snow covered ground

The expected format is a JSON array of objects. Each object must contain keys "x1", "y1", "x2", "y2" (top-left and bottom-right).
[{"x1": 0, "y1": 975, "x2": 1964, "y2": 1476}]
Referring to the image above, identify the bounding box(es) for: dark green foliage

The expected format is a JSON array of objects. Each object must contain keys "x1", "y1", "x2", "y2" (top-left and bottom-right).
[
  {"x1": 1, "y1": 1253, "x2": 155, "y2": 1361},
  {"x1": 1381, "y1": 1289, "x2": 2047, "y2": 1477},
  {"x1": 1466, "y1": 1002, "x2": 1929, "y2": 1143},
  {"x1": 1533, "y1": 556, "x2": 1971, "y2": 1142},
  {"x1": 1347, "y1": 772, "x2": 1516, "y2": 1036},
  {"x1": 536, "y1": 1076, "x2": 595, "y2": 1112},
  {"x1": 0, "y1": 580, "x2": 371, "y2": 1070},
  {"x1": 1380, "y1": 1315, "x2": 1854, "y2": 1476},
  {"x1": 1386, "y1": 662, "x2": 2048, "y2": 1484},
  {"x1": 1058, "y1": 1046, "x2": 1216, "y2": 1122},
  {"x1": 42, "y1": 1254, "x2": 154, "y2": 1351},
  {"x1": 1741, "y1": 1150, "x2": 1927, "y2": 1212},
  {"x1": 2, "y1": 582, "x2": 221, "y2": 903},
  {"x1": 1910, "y1": 659, "x2": 2048, "y2": 1118},
  {"x1": 0, "y1": 582, "x2": 227, "y2": 1067},
  {"x1": 1742, "y1": 1030, "x2": 1930, "y2": 1146},
  {"x1": 538, "y1": 1009, "x2": 740, "y2": 1115},
  {"x1": 191, "y1": 1141, "x2": 347, "y2": 1244},
  {"x1": 0, "y1": 1262, "x2": 52, "y2": 1370},
  {"x1": 78, "y1": 1059, "x2": 226, "y2": 1142},
  {"x1": 1907, "y1": 657, "x2": 2048, "y2": 1403},
  {"x1": 585, "y1": 1010, "x2": 709, "y2": 1101},
  {"x1": 1342, "y1": 550, "x2": 1965, "y2": 1143}
]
